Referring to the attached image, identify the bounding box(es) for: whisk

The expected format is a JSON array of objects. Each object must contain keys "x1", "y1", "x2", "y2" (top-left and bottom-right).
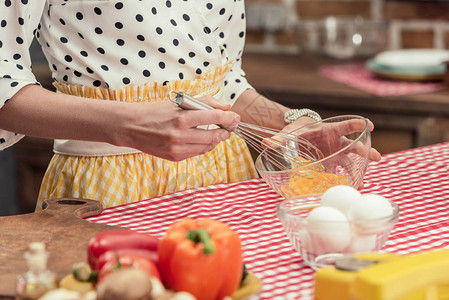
[{"x1": 169, "y1": 91, "x2": 324, "y2": 173}]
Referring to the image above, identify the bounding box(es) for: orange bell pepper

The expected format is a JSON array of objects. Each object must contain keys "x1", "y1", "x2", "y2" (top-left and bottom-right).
[{"x1": 158, "y1": 218, "x2": 243, "y2": 300}]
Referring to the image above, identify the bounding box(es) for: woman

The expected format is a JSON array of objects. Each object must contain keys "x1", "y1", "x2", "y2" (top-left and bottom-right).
[{"x1": 0, "y1": 1, "x2": 380, "y2": 209}]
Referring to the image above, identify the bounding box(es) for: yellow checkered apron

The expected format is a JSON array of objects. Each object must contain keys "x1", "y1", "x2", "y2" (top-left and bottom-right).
[{"x1": 36, "y1": 64, "x2": 258, "y2": 210}]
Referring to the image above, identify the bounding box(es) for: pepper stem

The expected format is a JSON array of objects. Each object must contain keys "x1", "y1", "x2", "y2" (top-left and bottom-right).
[{"x1": 187, "y1": 228, "x2": 215, "y2": 254}]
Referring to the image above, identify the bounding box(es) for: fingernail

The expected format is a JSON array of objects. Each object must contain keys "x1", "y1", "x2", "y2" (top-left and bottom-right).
[{"x1": 227, "y1": 115, "x2": 240, "y2": 132}]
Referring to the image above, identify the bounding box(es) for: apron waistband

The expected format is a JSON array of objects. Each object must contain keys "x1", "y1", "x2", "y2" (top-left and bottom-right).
[{"x1": 54, "y1": 140, "x2": 141, "y2": 156}]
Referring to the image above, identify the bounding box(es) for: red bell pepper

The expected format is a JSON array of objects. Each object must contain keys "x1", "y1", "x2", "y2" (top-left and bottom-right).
[
  {"x1": 158, "y1": 218, "x2": 243, "y2": 300},
  {"x1": 87, "y1": 230, "x2": 159, "y2": 271},
  {"x1": 96, "y1": 248, "x2": 158, "y2": 272},
  {"x1": 97, "y1": 252, "x2": 162, "y2": 284}
]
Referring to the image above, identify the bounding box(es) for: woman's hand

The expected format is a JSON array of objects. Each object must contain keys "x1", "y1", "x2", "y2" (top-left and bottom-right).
[
  {"x1": 283, "y1": 116, "x2": 381, "y2": 162},
  {"x1": 115, "y1": 96, "x2": 240, "y2": 161},
  {"x1": 0, "y1": 85, "x2": 240, "y2": 162},
  {"x1": 284, "y1": 116, "x2": 381, "y2": 190}
]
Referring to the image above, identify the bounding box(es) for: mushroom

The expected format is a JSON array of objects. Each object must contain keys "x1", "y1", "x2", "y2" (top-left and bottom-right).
[{"x1": 96, "y1": 268, "x2": 153, "y2": 300}]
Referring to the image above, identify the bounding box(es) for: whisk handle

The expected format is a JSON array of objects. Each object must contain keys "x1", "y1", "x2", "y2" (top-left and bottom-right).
[
  {"x1": 170, "y1": 91, "x2": 215, "y2": 111},
  {"x1": 169, "y1": 91, "x2": 235, "y2": 131}
]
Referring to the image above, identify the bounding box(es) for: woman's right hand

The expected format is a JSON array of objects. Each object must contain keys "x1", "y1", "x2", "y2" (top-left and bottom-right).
[
  {"x1": 115, "y1": 98, "x2": 240, "y2": 161},
  {"x1": 0, "y1": 85, "x2": 240, "y2": 162}
]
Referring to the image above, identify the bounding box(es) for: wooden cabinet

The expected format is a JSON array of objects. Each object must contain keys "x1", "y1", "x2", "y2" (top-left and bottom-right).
[
  {"x1": 11, "y1": 62, "x2": 55, "y2": 214},
  {"x1": 242, "y1": 53, "x2": 449, "y2": 154},
  {"x1": 15, "y1": 137, "x2": 53, "y2": 214}
]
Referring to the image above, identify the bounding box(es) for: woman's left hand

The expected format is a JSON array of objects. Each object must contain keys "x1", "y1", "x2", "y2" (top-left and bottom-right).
[{"x1": 282, "y1": 116, "x2": 381, "y2": 162}]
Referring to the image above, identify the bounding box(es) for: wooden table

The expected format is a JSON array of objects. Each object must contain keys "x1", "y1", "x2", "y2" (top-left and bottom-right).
[{"x1": 242, "y1": 53, "x2": 449, "y2": 154}]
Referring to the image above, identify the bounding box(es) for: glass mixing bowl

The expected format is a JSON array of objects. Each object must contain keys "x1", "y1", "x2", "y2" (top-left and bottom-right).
[
  {"x1": 255, "y1": 115, "x2": 371, "y2": 198},
  {"x1": 296, "y1": 16, "x2": 388, "y2": 59}
]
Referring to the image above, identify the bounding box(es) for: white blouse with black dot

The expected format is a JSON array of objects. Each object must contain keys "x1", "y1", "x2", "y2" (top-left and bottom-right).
[{"x1": 0, "y1": 0, "x2": 252, "y2": 149}]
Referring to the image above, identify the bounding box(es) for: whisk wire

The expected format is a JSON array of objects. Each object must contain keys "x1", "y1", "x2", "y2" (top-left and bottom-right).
[
  {"x1": 235, "y1": 123, "x2": 324, "y2": 176},
  {"x1": 169, "y1": 91, "x2": 324, "y2": 175}
]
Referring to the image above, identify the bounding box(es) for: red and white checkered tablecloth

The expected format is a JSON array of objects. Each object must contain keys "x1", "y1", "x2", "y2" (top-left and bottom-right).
[{"x1": 87, "y1": 142, "x2": 449, "y2": 300}]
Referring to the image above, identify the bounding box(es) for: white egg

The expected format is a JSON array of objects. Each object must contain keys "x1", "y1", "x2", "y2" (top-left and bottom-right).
[
  {"x1": 321, "y1": 185, "x2": 361, "y2": 215},
  {"x1": 348, "y1": 194, "x2": 393, "y2": 221},
  {"x1": 304, "y1": 206, "x2": 351, "y2": 254},
  {"x1": 348, "y1": 194, "x2": 394, "y2": 234},
  {"x1": 344, "y1": 234, "x2": 377, "y2": 253}
]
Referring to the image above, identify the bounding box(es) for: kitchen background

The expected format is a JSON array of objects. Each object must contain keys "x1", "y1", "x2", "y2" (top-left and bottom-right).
[
  {"x1": 244, "y1": 0, "x2": 449, "y2": 52},
  {"x1": 1, "y1": 0, "x2": 448, "y2": 216}
]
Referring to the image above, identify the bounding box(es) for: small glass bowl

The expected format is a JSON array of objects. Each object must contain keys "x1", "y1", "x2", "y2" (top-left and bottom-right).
[{"x1": 276, "y1": 195, "x2": 399, "y2": 269}]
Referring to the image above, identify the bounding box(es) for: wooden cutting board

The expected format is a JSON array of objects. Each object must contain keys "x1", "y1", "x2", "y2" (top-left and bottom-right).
[{"x1": 0, "y1": 198, "x2": 127, "y2": 297}]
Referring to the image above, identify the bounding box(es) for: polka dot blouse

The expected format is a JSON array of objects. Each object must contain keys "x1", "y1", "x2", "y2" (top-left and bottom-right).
[{"x1": 0, "y1": 0, "x2": 252, "y2": 149}]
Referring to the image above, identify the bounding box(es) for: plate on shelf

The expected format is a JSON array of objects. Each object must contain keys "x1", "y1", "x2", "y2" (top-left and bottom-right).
[{"x1": 366, "y1": 49, "x2": 449, "y2": 81}]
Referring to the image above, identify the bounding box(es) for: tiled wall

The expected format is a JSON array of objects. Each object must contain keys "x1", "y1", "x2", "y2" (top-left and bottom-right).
[{"x1": 245, "y1": 0, "x2": 449, "y2": 54}]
